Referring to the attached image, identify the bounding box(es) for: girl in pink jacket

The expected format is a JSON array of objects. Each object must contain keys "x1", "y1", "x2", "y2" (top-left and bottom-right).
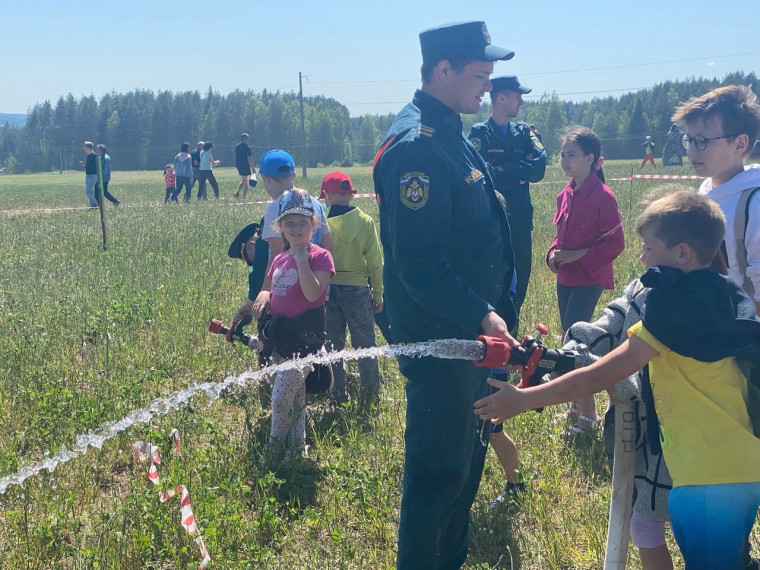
[{"x1": 547, "y1": 126, "x2": 625, "y2": 435}]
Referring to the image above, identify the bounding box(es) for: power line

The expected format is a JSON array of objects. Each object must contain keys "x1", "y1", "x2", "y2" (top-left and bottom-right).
[
  {"x1": 341, "y1": 87, "x2": 645, "y2": 106},
  {"x1": 519, "y1": 51, "x2": 760, "y2": 77},
  {"x1": 303, "y1": 50, "x2": 760, "y2": 86}
]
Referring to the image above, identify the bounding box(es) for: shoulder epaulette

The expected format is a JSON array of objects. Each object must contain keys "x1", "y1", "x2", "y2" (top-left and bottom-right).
[{"x1": 418, "y1": 125, "x2": 435, "y2": 137}]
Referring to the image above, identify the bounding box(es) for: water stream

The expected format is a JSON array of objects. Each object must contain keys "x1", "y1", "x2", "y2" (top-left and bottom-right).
[{"x1": 0, "y1": 338, "x2": 486, "y2": 495}]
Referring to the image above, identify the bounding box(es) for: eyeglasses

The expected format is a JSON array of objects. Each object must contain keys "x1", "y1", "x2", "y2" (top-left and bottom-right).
[{"x1": 682, "y1": 133, "x2": 739, "y2": 151}]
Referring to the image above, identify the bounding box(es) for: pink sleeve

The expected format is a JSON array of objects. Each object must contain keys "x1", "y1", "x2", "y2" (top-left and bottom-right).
[
  {"x1": 548, "y1": 189, "x2": 566, "y2": 253},
  {"x1": 577, "y1": 188, "x2": 625, "y2": 277},
  {"x1": 311, "y1": 248, "x2": 335, "y2": 276}
]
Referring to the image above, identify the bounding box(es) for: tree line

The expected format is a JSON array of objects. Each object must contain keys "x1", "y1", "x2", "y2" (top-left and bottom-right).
[{"x1": 0, "y1": 72, "x2": 757, "y2": 174}]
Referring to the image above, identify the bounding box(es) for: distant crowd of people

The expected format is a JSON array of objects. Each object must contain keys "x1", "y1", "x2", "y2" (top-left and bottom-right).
[
  {"x1": 164, "y1": 135, "x2": 257, "y2": 203},
  {"x1": 79, "y1": 133, "x2": 261, "y2": 207}
]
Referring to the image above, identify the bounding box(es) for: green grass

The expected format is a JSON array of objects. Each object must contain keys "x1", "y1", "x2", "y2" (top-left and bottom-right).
[{"x1": 0, "y1": 162, "x2": 747, "y2": 568}]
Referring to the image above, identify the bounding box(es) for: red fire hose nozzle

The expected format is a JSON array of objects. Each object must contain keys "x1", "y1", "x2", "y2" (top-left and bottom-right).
[
  {"x1": 208, "y1": 319, "x2": 225, "y2": 334},
  {"x1": 474, "y1": 335, "x2": 512, "y2": 368}
]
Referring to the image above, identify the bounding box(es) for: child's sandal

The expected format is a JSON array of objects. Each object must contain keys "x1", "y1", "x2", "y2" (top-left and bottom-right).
[
  {"x1": 552, "y1": 404, "x2": 581, "y2": 426},
  {"x1": 561, "y1": 414, "x2": 599, "y2": 438}
]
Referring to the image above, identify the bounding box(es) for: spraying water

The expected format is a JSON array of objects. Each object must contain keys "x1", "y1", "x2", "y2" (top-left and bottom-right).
[{"x1": 0, "y1": 339, "x2": 486, "y2": 495}]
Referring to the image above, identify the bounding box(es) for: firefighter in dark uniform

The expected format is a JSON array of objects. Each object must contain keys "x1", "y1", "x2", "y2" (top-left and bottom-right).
[
  {"x1": 468, "y1": 76, "x2": 546, "y2": 324},
  {"x1": 372, "y1": 21, "x2": 519, "y2": 570}
]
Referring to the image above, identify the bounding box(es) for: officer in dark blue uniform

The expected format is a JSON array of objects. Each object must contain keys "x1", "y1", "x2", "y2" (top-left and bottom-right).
[
  {"x1": 468, "y1": 76, "x2": 546, "y2": 322},
  {"x1": 372, "y1": 21, "x2": 519, "y2": 570}
]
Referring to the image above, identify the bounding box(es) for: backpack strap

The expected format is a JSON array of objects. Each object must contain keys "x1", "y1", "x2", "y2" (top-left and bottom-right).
[{"x1": 734, "y1": 186, "x2": 760, "y2": 298}]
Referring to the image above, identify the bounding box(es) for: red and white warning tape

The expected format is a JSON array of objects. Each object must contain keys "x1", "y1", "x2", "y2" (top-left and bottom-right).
[
  {"x1": 609, "y1": 174, "x2": 704, "y2": 182},
  {"x1": 631, "y1": 174, "x2": 703, "y2": 180},
  {"x1": 132, "y1": 429, "x2": 210, "y2": 569}
]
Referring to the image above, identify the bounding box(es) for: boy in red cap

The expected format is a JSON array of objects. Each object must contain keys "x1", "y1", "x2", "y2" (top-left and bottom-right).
[{"x1": 321, "y1": 172, "x2": 384, "y2": 407}]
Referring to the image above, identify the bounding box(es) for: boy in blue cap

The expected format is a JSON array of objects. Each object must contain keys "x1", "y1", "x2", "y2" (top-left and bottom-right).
[{"x1": 373, "y1": 20, "x2": 518, "y2": 569}]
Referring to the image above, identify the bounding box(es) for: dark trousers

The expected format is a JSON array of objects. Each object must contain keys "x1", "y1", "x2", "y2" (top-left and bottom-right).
[
  {"x1": 557, "y1": 282, "x2": 604, "y2": 332},
  {"x1": 175, "y1": 176, "x2": 191, "y2": 201},
  {"x1": 95, "y1": 181, "x2": 119, "y2": 205},
  {"x1": 396, "y1": 356, "x2": 490, "y2": 570},
  {"x1": 187, "y1": 167, "x2": 200, "y2": 200},
  {"x1": 197, "y1": 170, "x2": 219, "y2": 199},
  {"x1": 508, "y1": 214, "x2": 532, "y2": 323},
  {"x1": 325, "y1": 285, "x2": 380, "y2": 399}
]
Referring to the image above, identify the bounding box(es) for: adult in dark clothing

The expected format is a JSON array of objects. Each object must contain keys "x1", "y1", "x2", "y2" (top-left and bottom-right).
[
  {"x1": 186, "y1": 141, "x2": 204, "y2": 201},
  {"x1": 79, "y1": 141, "x2": 99, "y2": 208},
  {"x1": 95, "y1": 144, "x2": 120, "y2": 207},
  {"x1": 373, "y1": 21, "x2": 518, "y2": 570},
  {"x1": 468, "y1": 76, "x2": 546, "y2": 323},
  {"x1": 662, "y1": 124, "x2": 685, "y2": 166},
  {"x1": 233, "y1": 133, "x2": 257, "y2": 200}
]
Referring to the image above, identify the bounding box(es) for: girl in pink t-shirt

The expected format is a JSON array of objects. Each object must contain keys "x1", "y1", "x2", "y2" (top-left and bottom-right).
[
  {"x1": 265, "y1": 189, "x2": 334, "y2": 458},
  {"x1": 547, "y1": 127, "x2": 624, "y2": 435},
  {"x1": 163, "y1": 164, "x2": 176, "y2": 203}
]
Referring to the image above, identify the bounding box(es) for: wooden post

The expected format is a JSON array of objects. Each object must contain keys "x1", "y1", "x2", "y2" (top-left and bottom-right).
[
  {"x1": 603, "y1": 400, "x2": 636, "y2": 570},
  {"x1": 629, "y1": 169, "x2": 634, "y2": 212}
]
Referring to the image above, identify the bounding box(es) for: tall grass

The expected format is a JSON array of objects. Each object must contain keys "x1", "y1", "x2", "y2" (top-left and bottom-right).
[{"x1": 0, "y1": 162, "x2": 745, "y2": 568}]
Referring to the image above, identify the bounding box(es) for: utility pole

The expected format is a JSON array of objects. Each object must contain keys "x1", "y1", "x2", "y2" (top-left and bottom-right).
[{"x1": 298, "y1": 72, "x2": 308, "y2": 179}]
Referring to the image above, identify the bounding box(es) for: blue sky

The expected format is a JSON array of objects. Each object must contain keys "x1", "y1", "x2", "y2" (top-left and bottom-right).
[{"x1": 3, "y1": 1, "x2": 758, "y2": 117}]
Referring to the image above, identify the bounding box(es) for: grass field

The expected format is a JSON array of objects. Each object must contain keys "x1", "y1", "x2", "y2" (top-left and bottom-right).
[{"x1": 0, "y1": 162, "x2": 747, "y2": 569}]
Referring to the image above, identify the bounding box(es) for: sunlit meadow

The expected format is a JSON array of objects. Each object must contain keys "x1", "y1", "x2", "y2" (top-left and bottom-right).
[{"x1": 1, "y1": 161, "x2": 741, "y2": 569}]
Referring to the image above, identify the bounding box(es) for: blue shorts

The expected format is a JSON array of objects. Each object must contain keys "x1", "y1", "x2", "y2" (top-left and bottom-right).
[{"x1": 668, "y1": 482, "x2": 760, "y2": 569}]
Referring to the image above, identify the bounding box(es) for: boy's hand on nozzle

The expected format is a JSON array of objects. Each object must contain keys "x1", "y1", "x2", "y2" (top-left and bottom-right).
[
  {"x1": 373, "y1": 301, "x2": 383, "y2": 314},
  {"x1": 473, "y1": 378, "x2": 521, "y2": 424}
]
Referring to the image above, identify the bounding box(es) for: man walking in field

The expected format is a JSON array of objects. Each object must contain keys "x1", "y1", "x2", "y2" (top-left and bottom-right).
[
  {"x1": 233, "y1": 133, "x2": 257, "y2": 200},
  {"x1": 79, "y1": 141, "x2": 99, "y2": 208}
]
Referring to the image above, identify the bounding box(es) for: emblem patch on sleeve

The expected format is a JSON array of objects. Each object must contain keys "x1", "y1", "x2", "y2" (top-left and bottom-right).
[
  {"x1": 400, "y1": 172, "x2": 429, "y2": 210},
  {"x1": 470, "y1": 137, "x2": 481, "y2": 151}
]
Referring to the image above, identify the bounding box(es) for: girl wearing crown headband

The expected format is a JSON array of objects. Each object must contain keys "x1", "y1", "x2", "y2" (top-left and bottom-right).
[
  {"x1": 547, "y1": 126, "x2": 625, "y2": 436},
  {"x1": 260, "y1": 189, "x2": 334, "y2": 460}
]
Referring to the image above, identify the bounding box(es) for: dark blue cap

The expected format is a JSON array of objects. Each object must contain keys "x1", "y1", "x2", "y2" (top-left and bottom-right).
[
  {"x1": 228, "y1": 222, "x2": 261, "y2": 266},
  {"x1": 490, "y1": 75, "x2": 531, "y2": 95},
  {"x1": 419, "y1": 21, "x2": 514, "y2": 63}
]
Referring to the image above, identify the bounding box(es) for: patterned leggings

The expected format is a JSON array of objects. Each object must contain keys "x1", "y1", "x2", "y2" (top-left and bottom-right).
[{"x1": 270, "y1": 364, "x2": 307, "y2": 456}]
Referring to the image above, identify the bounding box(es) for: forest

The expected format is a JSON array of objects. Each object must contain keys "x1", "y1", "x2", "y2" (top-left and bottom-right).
[{"x1": 0, "y1": 71, "x2": 756, "y2": 173}]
